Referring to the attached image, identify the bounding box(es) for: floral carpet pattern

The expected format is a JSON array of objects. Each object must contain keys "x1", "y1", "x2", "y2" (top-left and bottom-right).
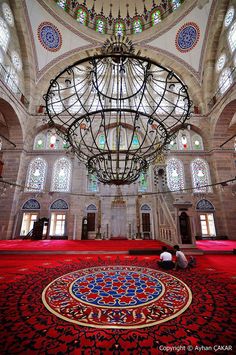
[
  {"x1": 42, "y1": 265, "x2": 192, "y2": 329},
  {"x1": 1, "y1": 256, "x2": 236, "y2": 354}
]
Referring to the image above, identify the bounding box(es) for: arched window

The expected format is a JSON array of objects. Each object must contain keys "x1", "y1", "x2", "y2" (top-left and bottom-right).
[
  {"x1": 216, "y1": 53, "x2": 226, "y2": 72},
  {"x1": 77, "y1": 8, "x2": 87, "y2": 25},
  {"x1": 224, "y1": 6, "x2": 235, "y2": 28},
  {"x1": 0, "y1": 17, "x2": 9, "y2": 51},
  {"x1": 166, "y1": 158, "x2": 185, "y2": 192},
  {"x1": 2, "y1": 3, "x2": 14, "y2": 27},
  {"x1": 115, "y1": 22, "x2": 125, "y2": 37},
  {"x1": 228, "y1": 21, "x2": 236, "y2": 52},
  {"x1": 87, "y1": 173, "x2": 98, "y2": 192},
  {"x1": 151, "y1": 10, "x2": 161, "y2": 26},
  {"x1": 26, "y1": 157, "x2": 47, "y2": 192},
  {"x1": 51, "y1": 157, "x2": 72, "y2": 192},
  {"x1": 139, "y1": 172, "x2": 148, "y2": 192},
  {"x1": 133, "y1": 19, "x2": 143, "y2": 34},
  {"x1": 191, "y1": 158, "x2": 211, "y2": 193},
  {"x1": 192, "y1": 134, "x2": 204, "y2": 150},
  {"x1": 96, "y1": 18, "x2": 106, "y2": 34},
  {"x1": 219, "y1": 68, "x2": 233, "y2": 94},
  {"x1": 49, "y1": 199, "x2": 68, "y2": 237}
]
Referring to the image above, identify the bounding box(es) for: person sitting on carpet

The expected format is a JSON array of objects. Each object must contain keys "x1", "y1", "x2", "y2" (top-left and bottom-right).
[
  {"x1": 173, "y1": 245, "x2": 188, "y2": 270},
  {"x1": 158, "y1": 246, "x2": 175, "y2": 270}
]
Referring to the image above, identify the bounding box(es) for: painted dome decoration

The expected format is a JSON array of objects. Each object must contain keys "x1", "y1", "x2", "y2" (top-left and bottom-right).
[
  {"x1": 37, "y1": 22, "x2": 62, "y2": 52},
  {"x1": 54, "y1": 0, "x2": 185, "y2": 36},
  {"x1": 175, "y1": 22, "x2": 200, "y2": 53}
]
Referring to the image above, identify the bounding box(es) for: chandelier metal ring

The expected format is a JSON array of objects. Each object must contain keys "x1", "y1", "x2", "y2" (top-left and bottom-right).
[{"x1": 44, "y1": 38, "x2": 191, "y2": 185}]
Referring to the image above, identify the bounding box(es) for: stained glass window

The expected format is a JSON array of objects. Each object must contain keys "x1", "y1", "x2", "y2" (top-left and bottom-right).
[
  {"x1": 56, "y1": 0, "x2": 67, "y2": 10},
  {"x1": 192, "y1": 134, "x2": 203, "y2": 150},
  {"x1": 46, "y1": 131, "x2": 60, "y2": 150},
  {"x1": 11, "y1": 51, "x2": 22, "y2": 71},
  {"x1": 98, "y1": 133, "x2": 105, "y2": 149},
  {"x1": 0, "y1": 17, "x2": 9, "y2": 51},
  {"x1": 77, "y1": 8, "x2": 87, "y2": 25},
  {"x1": 228, "y1": 21, "x2": 236, "y2": 52},
  {"x1": 224, "y1": 6, "x2": 234, "y2": 28},
  {"x1": 133, "y1": 19, "x2": 142, "y2": 34},
  {"x1": 138, "y1": 172, "x2": 148, "y2": 192},
  {"x1": 191, "y1": 158, "x2": 211, "y2": 193},
  {"x1": 5, "y1": 67, "x2": 19, "y2": 93},
  {"x1": 169, "y1": 138, "x2": 178, "y2": 150},
  {"x1": 219, "y1": 68, "x2": 233, "y2": 94},
  {"x1": 2, "y1": 3, "x2": 14, "y2": 27},
  {"x1": 172, "y1": 0, "x2": 181, "y2": 10},
  {"x1": 34, "y1": 133, "x2": 46, "y2": 150},
  {"x1": 179, "y1": 131, "x2": 190, "y2": 150},
  {"x1": 96, "y1": 19, "x2": 106, "y2": 34},
  {"x1": 166, "y1": 158, "x2": 185, "y2": 192},
  {"x1": 131, "y1": 134, "x2": 140, "y2": 148},
  {"x1": 152, "y1": 10, "x2": 161, "y2": 26},
  {"x1": 51, "y1": 157, "x2": 72, "y2": 192},
  {"x1": 87, "y1": 174, "x2": 98, "y2": 192},
  {"x1": 115, "y1": 22, "x2": 125, "y2": 37},
  {"x1": 216, "y1": 53, "x2": 226, "y2": 72},
  {"x1": 26, "y1": 157, "x2": 47, "y2": 192},
  {"x1": 34, "y1": 131, "x2": 67, "y2": 150}
]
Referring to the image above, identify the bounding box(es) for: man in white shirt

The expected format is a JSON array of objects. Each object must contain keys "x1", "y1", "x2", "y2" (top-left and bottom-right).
[
  {"x1": 174, "y1": 245, "x2": 188, "y2": 269},
  {"x1": 158, "y1": 246, "x2": 175, "y2": 270}
]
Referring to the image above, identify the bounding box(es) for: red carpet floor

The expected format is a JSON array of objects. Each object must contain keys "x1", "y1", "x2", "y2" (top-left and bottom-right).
[
  {"x1": 0, "y1": 254, "x2": 235, "y2": 354},
  {"x1": 196, "y1": 240, "x2": 236, "y2": 251},
  {"x1": 0, "y1": 240, "x2": 166, "y2": 252}
]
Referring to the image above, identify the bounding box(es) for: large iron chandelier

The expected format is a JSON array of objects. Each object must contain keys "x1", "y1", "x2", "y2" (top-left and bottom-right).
[{"x1": 44, "y1": 36, "x2": 191, "y2": 185}]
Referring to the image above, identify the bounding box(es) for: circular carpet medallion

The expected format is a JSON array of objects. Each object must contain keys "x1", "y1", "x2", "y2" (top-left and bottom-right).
[{"x1": 42, "y1": 266, "x2": 192, "y2": 329}]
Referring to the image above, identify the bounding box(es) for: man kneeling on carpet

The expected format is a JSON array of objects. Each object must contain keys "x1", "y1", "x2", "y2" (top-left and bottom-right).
[
  {"x1": 174, "y1": 245, "x2": 188, "y2": 270},
  {"x1": 158, "y1": 246, "x2": 175, "y2": 270}
]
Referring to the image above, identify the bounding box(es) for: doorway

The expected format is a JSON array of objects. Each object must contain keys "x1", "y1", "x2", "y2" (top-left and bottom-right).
[{"x1": 142, "y1": 213, "x2": 151, "y2": 239}]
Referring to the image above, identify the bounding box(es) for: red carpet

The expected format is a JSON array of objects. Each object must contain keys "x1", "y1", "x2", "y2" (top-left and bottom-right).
[
  {"x1": 0, "y1": 254, "x2": 235, "y2": 354},
  {"x1": 196, "y1": 240, "x2": 236, "y2": 251},
  {"x1": 0, "y1": 240, "x2": 166, "y2": 252}
]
